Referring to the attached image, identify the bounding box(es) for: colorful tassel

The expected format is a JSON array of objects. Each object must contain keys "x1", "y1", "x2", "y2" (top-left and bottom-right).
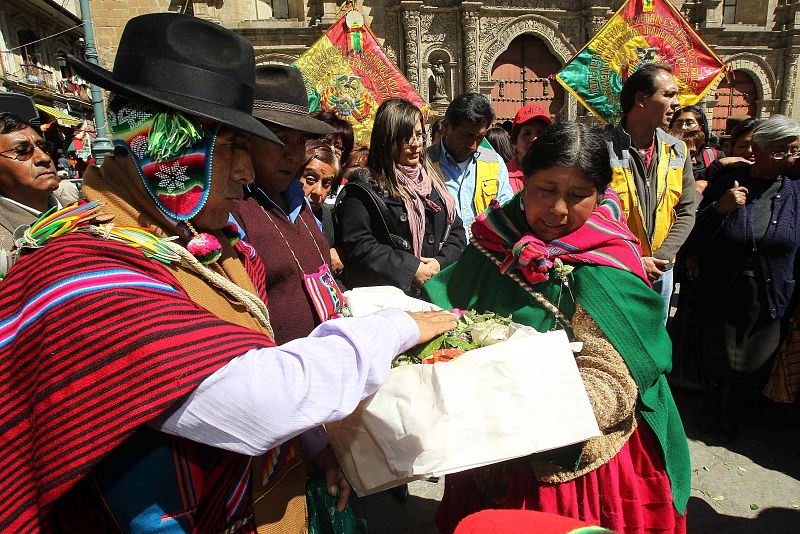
[
  {"x1": 17, "y1": 201, "x2": 181, "y2": 265},
  {"x1": 147, "y1": 111, "x2": 204, "y2": 162},
  {"x1": 185, "y1": 221, "x2": 223, "y2": 265}
]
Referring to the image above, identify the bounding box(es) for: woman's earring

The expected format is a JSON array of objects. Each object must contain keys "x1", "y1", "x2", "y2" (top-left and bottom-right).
[{"x1": 520, "y1": 195, "x2": 526, "y2": 210}]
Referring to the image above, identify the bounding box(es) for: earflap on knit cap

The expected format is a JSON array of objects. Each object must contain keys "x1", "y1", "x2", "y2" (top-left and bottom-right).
[{"x1": 107, "y1": 96, "x2": 217, "y2": 221}]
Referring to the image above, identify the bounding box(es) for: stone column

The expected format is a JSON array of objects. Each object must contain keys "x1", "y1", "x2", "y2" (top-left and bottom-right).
[
  {"x1": 781, "y1": 50, "x2": 800, "y2": 118},
  {"x1": 400, "y1": 1, "x2": 423, "y2": 93},
  {"x1": 461, "y1": 2, "x2": 482, "y2": 94},
  {"x1": 585, "y1": 6, "x2": 613, "y2": 40}
]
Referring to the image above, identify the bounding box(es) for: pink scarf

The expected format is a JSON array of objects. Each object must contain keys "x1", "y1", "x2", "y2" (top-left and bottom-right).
[
  {"x1": 471, "y1": 189, "x2": 649, "y2": 286},
  {"x1": 394, "y1": 163, "x2": 456, "y2": 257}
]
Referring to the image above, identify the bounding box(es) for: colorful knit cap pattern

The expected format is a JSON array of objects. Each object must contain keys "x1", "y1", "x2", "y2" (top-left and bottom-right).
[
  {"x1": 471, "y1": 190, "x2": 649, "y2": 286},
  {"x1": 107, "y1": 100, "x2": 216, "y2": 221}
]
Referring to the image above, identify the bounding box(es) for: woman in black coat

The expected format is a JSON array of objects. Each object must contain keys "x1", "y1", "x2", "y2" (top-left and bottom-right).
[
  {"x1": 335, "y1": 98, "x2": 465, "y2": 296},
  {"x1": 688, "y1": 115, "x2": 800, "y2": 441}
]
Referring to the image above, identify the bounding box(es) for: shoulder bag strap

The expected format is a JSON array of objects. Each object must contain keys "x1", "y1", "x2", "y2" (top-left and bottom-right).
[{"x1": 335, "y1": 182, "x2": 412, "y2": 251}]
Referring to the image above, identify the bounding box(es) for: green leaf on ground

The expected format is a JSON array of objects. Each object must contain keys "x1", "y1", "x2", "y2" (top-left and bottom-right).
[{"x1": 750, "y1": 504, "x2": 759, "y2": 510}]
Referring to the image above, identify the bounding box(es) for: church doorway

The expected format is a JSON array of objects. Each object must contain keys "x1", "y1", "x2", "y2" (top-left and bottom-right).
[
  {"x1": 711, "y1": 70, "x2": 758, "y2": 138},
  {"x1": 490, "y1": 34, "x2": 565, "y2": 122}
]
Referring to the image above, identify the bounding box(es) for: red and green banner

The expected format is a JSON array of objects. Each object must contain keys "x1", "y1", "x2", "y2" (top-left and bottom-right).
[
  {"x1": 555, "y1": 0, "x2": 727, "y2": 124},
  {"x1": 294, "y1": 6, "x2": 429, "y2": 145}
]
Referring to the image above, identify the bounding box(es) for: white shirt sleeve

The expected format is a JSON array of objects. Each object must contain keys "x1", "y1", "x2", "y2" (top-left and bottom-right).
[{"x1": 152, "y1": 308, "x2": 419, "y2": 456}]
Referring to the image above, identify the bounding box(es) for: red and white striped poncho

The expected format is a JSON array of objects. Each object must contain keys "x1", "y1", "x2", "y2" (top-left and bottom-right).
[{"x1": 0, "y1": 232, "x2": 274, "y2": 532}]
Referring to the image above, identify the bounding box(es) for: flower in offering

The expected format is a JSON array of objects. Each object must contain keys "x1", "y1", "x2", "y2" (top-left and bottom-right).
[{"x1": 392, "y1": 310, "x2": 512, "y2": 366}]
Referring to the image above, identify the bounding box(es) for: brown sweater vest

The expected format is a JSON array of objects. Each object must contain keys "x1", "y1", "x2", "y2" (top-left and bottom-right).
[{"x1": 235, "y1": 196, "x2": 332, "y2": 344}]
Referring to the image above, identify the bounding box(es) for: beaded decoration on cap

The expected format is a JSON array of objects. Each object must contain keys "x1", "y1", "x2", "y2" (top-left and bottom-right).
[
  {"x1": 107, "y1": 98, "x2": 236, "y2": 264},
  {"x1": 107, "y1": 99, "x2": 216, "y2": 221}
]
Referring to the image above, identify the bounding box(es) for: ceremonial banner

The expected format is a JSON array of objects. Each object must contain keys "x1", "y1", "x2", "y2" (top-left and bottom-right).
[
  {"x1": 555, "y1": 0, "x2": 727, "y2": 123},
  {"x1": 294, "y1": 7, "x2": 429, "y2": 145}
]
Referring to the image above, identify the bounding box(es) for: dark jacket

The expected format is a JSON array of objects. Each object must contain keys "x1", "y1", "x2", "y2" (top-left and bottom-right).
[
  {"x1": 690, "y1": 167, "x2": 800, "y2": 319},
  {"x1": 335, "y1": 167, "x2": 466, "y2": 294}
]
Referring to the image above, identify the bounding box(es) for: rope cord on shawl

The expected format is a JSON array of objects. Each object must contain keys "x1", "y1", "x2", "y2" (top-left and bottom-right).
[
  {"x1": 471, "y1": 237, "x2": 573, "y2": 329},
  {"x1": 164, "y1": 240, "x2": 275, "y2": 340}
]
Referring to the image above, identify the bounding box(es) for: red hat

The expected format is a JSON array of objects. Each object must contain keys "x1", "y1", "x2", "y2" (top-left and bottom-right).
[
  {"x1": 455, "y1": 509, "x2": 614, "y2": 534},
  {"x1": 512, "y1": 104, "x2": 552, "y2": 128}
]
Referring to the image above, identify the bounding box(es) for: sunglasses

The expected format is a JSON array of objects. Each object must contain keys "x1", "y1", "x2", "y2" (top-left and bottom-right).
[{"x1": 0, "y1": 140, "x2": 54, "y2": 162}]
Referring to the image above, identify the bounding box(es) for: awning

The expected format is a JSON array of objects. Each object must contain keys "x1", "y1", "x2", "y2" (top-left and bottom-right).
[{"x1": 35, "y1": 104, "x2": 81, "y2": 126}]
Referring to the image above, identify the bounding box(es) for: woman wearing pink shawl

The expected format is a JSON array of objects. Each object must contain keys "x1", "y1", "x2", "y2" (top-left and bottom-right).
[{"x1": 335, "y1": 98, "x2": 466, "y2": 296}]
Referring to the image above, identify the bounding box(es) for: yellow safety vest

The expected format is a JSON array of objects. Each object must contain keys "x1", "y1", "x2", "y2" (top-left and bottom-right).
[
  {"x1": 473, "y1": 158, "x2": 501, "y2": 215},
  {"x1": 609, "y1": 137, "x2": 687, "y2": 257},
  {"x1": 431, "y1": 150, "x2": 501, "y2": 217}
]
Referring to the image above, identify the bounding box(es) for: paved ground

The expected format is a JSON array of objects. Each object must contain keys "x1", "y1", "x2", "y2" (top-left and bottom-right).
[{"x1": 350, "y1": 389, "x2": 800, "y2": 533}]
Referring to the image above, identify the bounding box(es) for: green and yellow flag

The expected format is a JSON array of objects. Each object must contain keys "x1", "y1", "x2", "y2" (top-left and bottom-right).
[
  {"x1": 555, "y1": 0, "x2": 727, "y2": 124},
  {"x1": 294, "y1": 5, "x2": 429, "y2": 145}
]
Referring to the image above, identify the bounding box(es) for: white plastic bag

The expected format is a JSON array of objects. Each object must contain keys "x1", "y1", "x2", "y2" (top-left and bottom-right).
[{"x1": 326, "y1": 328, "x2": 600, "y2": 496}]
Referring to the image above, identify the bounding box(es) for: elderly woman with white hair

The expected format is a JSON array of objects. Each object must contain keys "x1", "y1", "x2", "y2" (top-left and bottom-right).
[{"x1": 688, "y1": 114, "x2": 800, "y2": 442}]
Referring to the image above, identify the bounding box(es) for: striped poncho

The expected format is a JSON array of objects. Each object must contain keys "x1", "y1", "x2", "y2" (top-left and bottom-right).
[{"x1": 0, "y1": 232, "x2": 274, "y2": 532}]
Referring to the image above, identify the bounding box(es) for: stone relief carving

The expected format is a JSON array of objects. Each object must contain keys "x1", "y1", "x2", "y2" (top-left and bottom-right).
[
  {"x1": 403, "y1": 10, "x2": 421, "y2": 92},
  {"x1": 383, "y1": 11, "x2": 400, "y2": 65},
  {"x1": 590, "y1": 15, "x2": 609, "y2": 36},
  {"x1": 479, "y1": 15, "x2": 575, "y2": 83},
  {"x1": 782, "y1": 51, "x2": 799, "y2": 116},
  {"x1": 479, "y1": 17, "x2": 513, "y2": 39},
  {"x1": 462, "y1": 10, "x2": 480, "y2": 93},
  {"x1": 254, "y1": 52, "x2": 298, "y2": 65},
  {"x1": 556, "y1": 17, "x2": 581, "y2": 45},
  {"x1": 420, "y1": 12, "x2": 459, "y2": 43}
]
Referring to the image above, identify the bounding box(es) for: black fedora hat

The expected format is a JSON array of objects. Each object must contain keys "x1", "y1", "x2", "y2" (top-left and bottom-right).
[
  {"x1": 67, "y1": 13, "x2": 279, "y2": 143},
  {"x1": 0, "y1": 93, "x2": 40, "y2": 126},
  {"x1": 252, "y1": 65, "x2": 334, "y2": 135}
]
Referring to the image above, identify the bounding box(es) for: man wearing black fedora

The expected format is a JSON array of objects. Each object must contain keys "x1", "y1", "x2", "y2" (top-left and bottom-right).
[
  {"x1": 0, "y1": 13, "x2": 456, "y2": 533},
  {"x1": 234, "y1": 64, "x2": 343, "y2": 346}
]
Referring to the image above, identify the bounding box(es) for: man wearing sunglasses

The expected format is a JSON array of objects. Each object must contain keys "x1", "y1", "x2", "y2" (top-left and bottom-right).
[{"x1": 0, "y1": 112, "x2": 61, "y2": 250}]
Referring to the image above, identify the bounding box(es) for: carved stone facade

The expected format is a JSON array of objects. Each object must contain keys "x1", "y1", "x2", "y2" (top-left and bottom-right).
[
  {"x1": 85, "y1": 0, "x2": 800, "y2": 124},
  {"x1": 401, "y1": 6, "x2": 422, "y2": 92}
]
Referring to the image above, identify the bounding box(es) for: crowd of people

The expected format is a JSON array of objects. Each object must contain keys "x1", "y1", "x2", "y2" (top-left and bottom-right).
[{"x1": 1, "y1": 11, "x2": 800, "y2": 534}]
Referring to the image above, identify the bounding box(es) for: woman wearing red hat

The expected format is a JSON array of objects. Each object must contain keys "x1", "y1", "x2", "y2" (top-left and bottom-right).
[{"x1": 507, "y1": 104, "x2": 552, "y2": 193}]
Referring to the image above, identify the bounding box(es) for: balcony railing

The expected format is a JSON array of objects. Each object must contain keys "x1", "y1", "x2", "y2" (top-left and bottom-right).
[
  {"x1": 22, "y1": 63, "x2": 56, "y2": 92},
  {"x1": 58, "y1": 78, "x2": 91, "y2": 101}
]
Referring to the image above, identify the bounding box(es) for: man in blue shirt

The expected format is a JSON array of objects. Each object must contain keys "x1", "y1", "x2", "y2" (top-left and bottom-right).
[{"x1": 426, "y1": 93, "x2": 512, "y2": 238}]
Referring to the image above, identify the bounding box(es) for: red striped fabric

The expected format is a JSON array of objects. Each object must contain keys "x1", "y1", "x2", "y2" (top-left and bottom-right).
[{"x1": 0, "y1": 233, "x2": 275, "y2": 532}]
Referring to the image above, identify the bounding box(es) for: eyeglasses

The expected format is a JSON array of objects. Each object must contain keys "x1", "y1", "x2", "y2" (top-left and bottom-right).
[
  {"x1": 673, "y1": 119, "x2": 698, "y2": 129},
  {"x1": 405, "y1": 131, "x2": 427, "y2": 147},
  {"x1": 0, "y1": 140, "x2": 53, "y2": 161},
  {"x1": 770, "y1": 148, "x2": 800, "y2": 160}
]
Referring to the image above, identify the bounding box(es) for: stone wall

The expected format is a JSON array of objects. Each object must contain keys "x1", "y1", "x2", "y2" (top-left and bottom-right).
[{"x1": 83, "y1": 0, "x2": 800, "y2": 121}]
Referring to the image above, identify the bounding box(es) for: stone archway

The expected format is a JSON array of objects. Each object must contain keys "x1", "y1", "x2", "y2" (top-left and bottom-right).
[
  {"x1": 254, "y1": 52, "x2": 298, "y2": 66},
  {"x1": 479, "y1": 15, "x2": 576, "y2": 119},
  {"x1": 705, "y1": 54, "x2": 777, "y2": 122},
  {"x1": 718, "y1": 54, "x2": 776, "y2": 103}
]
